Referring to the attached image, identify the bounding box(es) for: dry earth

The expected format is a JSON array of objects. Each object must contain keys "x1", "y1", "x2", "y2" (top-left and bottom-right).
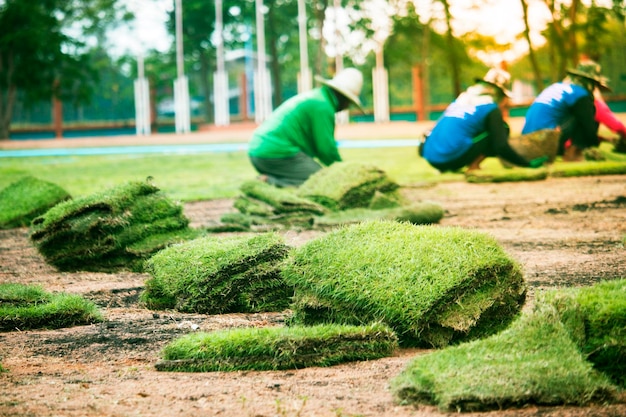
[{"x1": 1, "y1": 171, "x2": 626, "y2": 417}]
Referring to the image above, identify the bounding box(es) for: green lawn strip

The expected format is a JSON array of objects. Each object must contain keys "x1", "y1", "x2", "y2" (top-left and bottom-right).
[
  {"x1": 29, "y1": 180, "x2": 193, "y2": 272},
  {"x1": 465, "y1": 166, "x2": 549, "y2": 183},
  {"x1": 142, "y1": 233, "x2": 292, "y2": 314},
  {"x1": 296, "y1": 162, "x2": 400, "y2": 211},
  {"x1": 0, "y1": 283, "x2": 103, "y2": 331},
  {"x1": 0, "y1": 176, "x2": 71, "y2": 229},
  {"x1": 390, "y1": 302, "x2": 617, "y2": 412},
  {"x1": 282, "y1": 220, "x2": 526, "y2": 347},
  {"x1": 314, "y1": 202, "x2": 444, "y2": 228},
  {"x1": 541, "y1": 279, "x2": 626, "y2": 387},
  {"x1": 549, "y1": 160, "x2": 626, "y2": 177},
  {"x1": 155, "y1": 322, "x2": 398, "y2": 372}
]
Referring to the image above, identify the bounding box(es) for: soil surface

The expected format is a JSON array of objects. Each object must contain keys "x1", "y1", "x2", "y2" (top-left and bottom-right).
[{"x1": 1, "y1": 174, "x2": 626, "y2": 417}]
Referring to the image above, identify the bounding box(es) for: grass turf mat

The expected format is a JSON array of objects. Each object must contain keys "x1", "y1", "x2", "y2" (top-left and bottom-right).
[
  {"x1": 0, "y1": 283, "x2": 103, "y2": 331},
  {"x1": 390, "y1": 301, "x2": 617, "y2": 412},
  {"x1": 314, "y1": 202, "x2": 444, "y2": 228},
  {"x1": 239, "y1": 180, "x2": 327, "y2": 215},
  {"x1": 465, "y1": 167, "x2": 549, "y2": 183},
  {"x1": 142, "y1": 232, "x2": 292, "y2": 314},
  {"x1": 155, "y1": 322, "x2": 398, "y2": 372},
  {"x1": 540, "y1": 278, "x2": 626, "y2": 387},
  {"x1": 0, "y1": 176, "x2": 71, "y2": 229},
  {"x1": 282, "y1": 220, "x2": 526, "y2": 347},
  {"x1": 296, "y1": 162, "x2": 400, "y2": 211},
  {"x1": 29, "y1": 180, "x2": 192, "y2": 272},
  {"x1": 549, "y1": 160, "x2": 626, "y2": 177}
]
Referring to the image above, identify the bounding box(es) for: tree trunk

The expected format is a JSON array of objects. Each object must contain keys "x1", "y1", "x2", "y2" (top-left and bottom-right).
[
  {"x1": 312, "y1": 0, "x2": 329, "y2": 76},
  {"x1": 520, "y1": 0, "x2": 544, "y2": 92},
  {"x1": 199, "y1": 50, "x2": 214, "y2": 124},
  {"x1": 266, "y1": 1, "x2": 283, "y2": 106},
  {"x1": 0, "y1": 52, "x2": 16, "y2": 140},
  {"x1": 441, "y1": 0, "x2": 461, "y2": 96}
]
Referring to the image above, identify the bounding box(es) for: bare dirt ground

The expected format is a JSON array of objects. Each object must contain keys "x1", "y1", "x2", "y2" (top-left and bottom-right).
[{"x1": 1, "y1": 172, "x2": 625, "y2": 417}]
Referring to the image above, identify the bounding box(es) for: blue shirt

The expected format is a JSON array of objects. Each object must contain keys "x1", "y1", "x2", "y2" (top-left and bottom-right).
[
  {"x1": 422, "y1": 96, "x2": 498, "y2": 164},
  {"x1": 522, "y1": 82, "x2": 591, "y2": 134}
]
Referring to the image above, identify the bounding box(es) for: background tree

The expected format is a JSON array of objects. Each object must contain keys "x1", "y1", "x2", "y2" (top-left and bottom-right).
[{"x1": 0, "y1": 0, "x2": 130, "y2": 140}]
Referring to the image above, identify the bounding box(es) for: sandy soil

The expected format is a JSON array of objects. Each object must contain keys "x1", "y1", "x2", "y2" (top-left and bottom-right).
[{"x1": 1, "y1": 172, "x2": 625, "y2": 417}]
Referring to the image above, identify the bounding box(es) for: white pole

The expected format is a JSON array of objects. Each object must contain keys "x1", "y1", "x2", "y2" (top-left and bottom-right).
[
  {"x1": 174, "y1": 0, "x2": 191, "y2": 133},
  {"x1": 134, "y1": 55, "x2": 151, "y2": 135},
  {"x1": 373, "y1": 46, "x2": 389, "y2": 122},
  {"x1": 297, "y1": 0, "x2": 312, "y2": 93},
  {"x1": 214, "y1": 0, "x2": 230, "y2": 126},
  {"x1": 254, "y1": 0, "x2": 272, "y2": 122}
]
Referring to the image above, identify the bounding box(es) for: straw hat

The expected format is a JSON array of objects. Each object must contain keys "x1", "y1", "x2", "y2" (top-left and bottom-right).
[
  {"x1": 475, "y1": 68, "x2": 512, "y2": 98},
  {"x1": 315, "y1": 68, "x2": 364, "y2": 111},
  {"x1": 566, "y1": 60, "x2": 609, "y2": 90}
]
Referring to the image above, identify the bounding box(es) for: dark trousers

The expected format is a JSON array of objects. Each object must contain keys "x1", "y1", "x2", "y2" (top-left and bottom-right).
[{"x1": 249, "y1": 152, "x2": 322, "y2": 187}]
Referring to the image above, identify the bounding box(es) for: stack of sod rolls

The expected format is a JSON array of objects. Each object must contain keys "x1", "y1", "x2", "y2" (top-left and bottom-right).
[
  {"x1": 282, "y1": 220, "x2": 527, "y2": 347},
  {"x1": 155, "y1": 322, "x2": 398, "y2": 372},
  {"x1": 30, "y1": 180, "x2": 197, "y2": 272},
  {"x1": 0, "y1": 283, "x2": 102, "y2": 331},
  {"x1": 296, "y1": 162, "x2": 400, "y2": 211},
  {"x1": 219, "y1": 163, "x2": 445, "y2": 231},
  {"x1": 0, "y1": 176, "x2": 71, "y2": 229},
  {"x1": 390, "y1": 279, "x2": 625, "y2": 412},
  {"x1": 142, "y1": 233, "x2": 292, "y2": 314},
  {"x1": 218, "y1": 179, "x2": 328, "y2": 231}
]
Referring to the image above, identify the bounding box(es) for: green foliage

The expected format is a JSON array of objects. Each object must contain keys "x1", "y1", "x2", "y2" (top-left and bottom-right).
[
  {"x1": 0, "y1": 283, "x2": 103, "y2": 331},
  {"x1": 142, "y1": 233, "x2": 292, "y2": 314},
  {"x1": 156, "y1": 322, "x2": 398, "y2": 372},
  {"x1": 390, "y1": 301, "x2": 617, "y2": 412},
  {"x1": 0, "y1": 176, "x2": 71, "y2": 229},
  {"x1": 282, "y1": 220, "x2": 526, "y2": 347}
]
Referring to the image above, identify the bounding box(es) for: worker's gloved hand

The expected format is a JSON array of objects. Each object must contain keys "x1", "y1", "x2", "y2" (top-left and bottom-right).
[{"x1": 529, "y1": 155, "x2": 549, "y2": 168}]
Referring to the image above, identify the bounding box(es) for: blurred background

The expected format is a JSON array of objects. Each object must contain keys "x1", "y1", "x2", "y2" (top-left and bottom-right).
[{"x1": 1, "y1": 0, "x2": 625, "y2": 140}]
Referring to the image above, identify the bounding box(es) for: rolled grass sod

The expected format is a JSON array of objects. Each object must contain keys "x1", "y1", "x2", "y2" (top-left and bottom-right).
[
  {"x1": 282, "y1": 220, "x2": 526, "y2": 347},
  {"x1": 142, "y1": 232, "x2": 293, "y2": 314},
  {"x1": 29, "y1": 180, "x2": 193, "y2": 272},
  {"x1": 390, "y1": 302, "x2": 617, "y2": 412},
  {"x1": 0, "y1": 283, "x2": 103, "y2": 331},
  {"x1": 507, "y1": 128, "x2": 561, "y2": 163},
  {"x1": 0, "y1": 176, "x2": 71, "y2": 229},
  {"x1": 155, "y1": 322, "x2": 398, "y2": 372},
  {"x1": 296, "y1": 162, "x2": 400, "y2": 211},
  {"x1": 541, "y1": 278, "x2": 626, "y2": 387}
]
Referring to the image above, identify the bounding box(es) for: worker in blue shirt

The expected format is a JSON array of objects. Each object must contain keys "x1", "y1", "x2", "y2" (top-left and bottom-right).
[
  {"x1": 420, "y1": 69, "x2": 546, "y2": 172},
  {"x1": 522, "y1": 60, "x2": 604, "y2": 161}
]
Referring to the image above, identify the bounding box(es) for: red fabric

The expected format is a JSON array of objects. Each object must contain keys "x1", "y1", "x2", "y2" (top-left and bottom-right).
[{"x1": 595, "y1": 98, "x2": 626, "y2": 135}]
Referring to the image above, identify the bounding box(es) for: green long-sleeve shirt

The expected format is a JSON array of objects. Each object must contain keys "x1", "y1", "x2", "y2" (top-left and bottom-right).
[{"x1": 248, "y1": 86, "x2": 342, "y2": 166}]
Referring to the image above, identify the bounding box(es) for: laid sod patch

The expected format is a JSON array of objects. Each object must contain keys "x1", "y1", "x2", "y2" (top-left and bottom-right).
[
  {"x1": 282, "y1": 220, "x2": 526, "y2": 347},
  {"x1": 541, "y1": 279, "x2": 626, "y2": 387},
  {"x1": 155, "y1": 322, "x2": 398, "y2": 372},
  {"x1": 390, "y1": 302, "x2": 617, "y2": 412},
  {"x1": 0, "y1": 283, "x2": 103, "y2": 331},
  {"x1": 142, "y1": 232, "x2": 292, "y2": 314},
  {"x1": 549, "y1": 160, "x2": 626, "y2": 177},
  {"x1": 296, "y1": 162, "x2": 400, "y2": 211},
  {"x1": 314, "y1": 202, "x2": 444, "y2": 228},
  {"x1": 465, "y1": 166, "x2": 549, "y2": 183},
  {"x1": 29, "y1": 180, "x2": 197, "y2": 272},
  {"x1": 0, "y1": 176, "x2": 71, "y2": 229}
]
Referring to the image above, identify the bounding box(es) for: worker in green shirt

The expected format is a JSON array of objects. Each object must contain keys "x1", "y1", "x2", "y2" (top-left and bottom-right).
[{"x1": 248, "y1": 68, "x2": 364, "y2": 187}]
